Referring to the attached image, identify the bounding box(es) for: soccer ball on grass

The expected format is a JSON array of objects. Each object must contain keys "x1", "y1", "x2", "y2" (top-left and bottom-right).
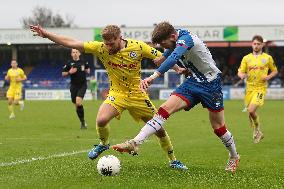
[{"x1": 97, "y1": 155, "x2": 121, "y2": 176}]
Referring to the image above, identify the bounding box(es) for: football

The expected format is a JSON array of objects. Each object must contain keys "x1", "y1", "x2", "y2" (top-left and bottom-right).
[{"x1": 97, "y1": 155, "x2": 121, "y2": 176}]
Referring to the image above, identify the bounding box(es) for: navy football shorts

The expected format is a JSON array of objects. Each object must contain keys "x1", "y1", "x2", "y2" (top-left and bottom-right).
[{"x1": 172, "y1": 75, "x2": 224, "y2": 112}]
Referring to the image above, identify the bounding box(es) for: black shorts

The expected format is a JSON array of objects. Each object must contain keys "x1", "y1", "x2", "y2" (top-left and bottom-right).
[{"x1": 70, "y1": 83, "x2": 87, "y2": 103}]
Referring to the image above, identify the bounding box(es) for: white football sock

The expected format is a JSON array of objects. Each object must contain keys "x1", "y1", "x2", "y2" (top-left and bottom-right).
[
  {"x1": 134, "y1": 114, "x2": 166, "y2": 145},
  {"x1": 220, "y1": 131, "x2": 238, "y2": 158}
]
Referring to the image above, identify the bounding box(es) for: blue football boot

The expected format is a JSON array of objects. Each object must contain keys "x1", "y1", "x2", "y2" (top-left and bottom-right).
[
  {"x1": 88, "y1": 144, "x2": 110, "y2": 160},
  {"x1": 170, "y1": 160, "x2": 188, "y2": 170}
]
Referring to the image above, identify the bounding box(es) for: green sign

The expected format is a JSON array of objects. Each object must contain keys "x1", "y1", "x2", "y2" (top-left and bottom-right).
[
  {"x1": 94, "y1": 28, "x2": 102, "y2": 41},
  {"x1": 223, "y1": 26, "x2": 238, "y2": 41}
]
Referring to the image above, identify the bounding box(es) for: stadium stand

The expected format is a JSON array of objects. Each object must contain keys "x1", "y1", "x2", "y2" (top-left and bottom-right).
[
  {"x1": 1, "y1": 46, "x2": 283, "y2": 90},
  {"x1": 25, "y1": 60, "x2": 66, "y2": 89}
]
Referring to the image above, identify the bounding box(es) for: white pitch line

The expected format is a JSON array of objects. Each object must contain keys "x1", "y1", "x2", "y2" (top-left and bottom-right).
[
  {"x1": 0, "y1": 149, "x2": 89, "y2": 167},
  {"x1": 3, "y1": 137, "x2": 96, "y2": 141}
]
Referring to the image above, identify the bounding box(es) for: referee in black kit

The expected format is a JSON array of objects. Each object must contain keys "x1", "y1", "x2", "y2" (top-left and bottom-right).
[{"x1": 62, "y1": 49, "x2": 90, "y2": 129}]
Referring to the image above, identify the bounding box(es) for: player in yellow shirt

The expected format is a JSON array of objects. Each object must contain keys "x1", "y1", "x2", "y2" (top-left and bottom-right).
[
  {"x1": 30, "y1": 24, "x2": 188, "y2": 169},
  {"x1": 5, "y1": 59, "x2": 27, "y2": 119},
  {"x1": 238, "y1": 35, "x2": 278, "y2": 143}
]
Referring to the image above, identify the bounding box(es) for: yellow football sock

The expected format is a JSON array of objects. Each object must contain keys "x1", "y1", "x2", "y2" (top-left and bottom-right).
[
  {"x1": 253, "y1": 115, "x2": 260, "y2": 131},
  {"x1": 8, "y1": 105, "x2": 14, "y2": 114},
  {"x1": 157, "y1": 134, "x2": 176, "y2": 161},
  {"x1": 249, "y1": 115, "x2": 254, "y2": 128},
  {"x1": 96, "y1": 124, "x2": 110, "y2": 145}
]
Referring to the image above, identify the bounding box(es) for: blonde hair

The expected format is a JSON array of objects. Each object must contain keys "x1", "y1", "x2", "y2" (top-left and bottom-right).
[{"x1": 101, "y1": 25, "x2": 121, "y2": 40}]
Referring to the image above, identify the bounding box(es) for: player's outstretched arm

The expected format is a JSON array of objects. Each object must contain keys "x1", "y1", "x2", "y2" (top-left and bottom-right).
[
  {"x1": 30, "y1": 25, "x2": 84, "y2": 52},
  {"x1": 154, "y1": 54, "x2": 189, "y2": 76}
]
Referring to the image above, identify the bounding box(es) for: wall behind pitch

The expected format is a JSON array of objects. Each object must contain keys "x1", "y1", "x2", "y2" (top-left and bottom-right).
[
  {"x1": 160, "y1": 88, "x2": 284, "y2": 100},
  {"x1": 159, "y1": 88, "x2": 230, "y2": 100}
]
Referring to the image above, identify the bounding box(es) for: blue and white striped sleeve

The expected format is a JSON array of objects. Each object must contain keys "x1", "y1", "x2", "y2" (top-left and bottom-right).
[
  {"x1": 162, "y1": 49, "x2": 172, "y2": 58},
  {"x1": 157, "y1": 35, "x2": 194, "y2": 74}
]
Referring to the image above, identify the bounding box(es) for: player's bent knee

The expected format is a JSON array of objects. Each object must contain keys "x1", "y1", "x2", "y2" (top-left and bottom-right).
[
  {"x1": 248, "y1": 109, "x2": 256, "y2": 116},
  {"x1": 211, "y1": 123, "x2": 224, "y2": 130},
  {"x1": 75, "y1": 103, "x2": 82, "y2": 107},
  {"x1": 75, "y1": 99, "x2": 82, "y2": 106},
  {"x1": 96, "y1": 117, "x2": 109, "y2": 127}
]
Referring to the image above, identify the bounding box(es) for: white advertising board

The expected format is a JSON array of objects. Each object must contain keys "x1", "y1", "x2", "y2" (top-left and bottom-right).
[
  {"x1": 25, "y1": 89, "x2": 93, "y2": 100},
  {"x1": 159, "y1": 89, "x2": 174, "y2": 100},
  {"x1": 230, "y1": 88, "x2": 284, "y2": 99},
  {"x1": 0, "y1": 28, "x2": 93, "y2": 44},
  {"x1": 161, "y1": 88, "x2": 284, "y2": 100}
]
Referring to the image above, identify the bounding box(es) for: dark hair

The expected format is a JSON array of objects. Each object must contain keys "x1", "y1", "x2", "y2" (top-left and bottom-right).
[
  {"x1": 101, "y1": 25, "x2": 121, "y2": 41},
  {"x1": 252, "y1": 35, "x2": 264, "y2": 43},
  {"x1": 71, "y1": 48, "x2": 81, "y2": 53},
  {"x1": 151, "y1": 21, "x2": 175, "y2": 44}
]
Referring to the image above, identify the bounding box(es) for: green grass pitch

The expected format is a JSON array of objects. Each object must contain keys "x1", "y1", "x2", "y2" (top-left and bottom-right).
[{"x1": 0, "y1": 100, "x2": 283, "y2": 189}]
